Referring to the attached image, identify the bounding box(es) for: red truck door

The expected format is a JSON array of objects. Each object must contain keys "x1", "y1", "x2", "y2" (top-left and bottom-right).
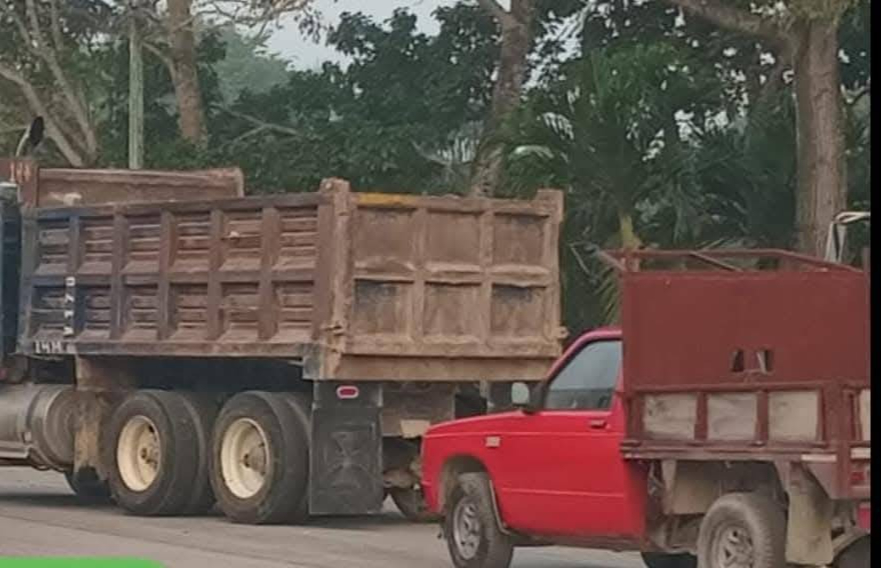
[{"x1": 493, "y1": 336, "x2": 645, "y2": 541}]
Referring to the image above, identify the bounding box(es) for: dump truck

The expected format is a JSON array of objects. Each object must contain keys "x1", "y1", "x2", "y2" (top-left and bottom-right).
[
  {"x1": 422, "y1": 248, "x2": 870, "y2": 568},
  {"x1": 0, "y1": 158, "x2": 564, "y2": 523}
]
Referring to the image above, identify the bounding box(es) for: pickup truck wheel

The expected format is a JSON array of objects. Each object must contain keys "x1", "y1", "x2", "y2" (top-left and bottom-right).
[
  {"x1": 640, "y1": 552, "x2": 696, "y2": 568},
  {"x1": 107, "y1": 390, "x2": 208, "y2": 516},
  {"x1": 833, "y1": 535, "x2": 869, "y2": 568},
  {"x1": 444, "y1": 473, "x2": 513, "y2": 568},
  {"x1": 697, "y1": 493, "x2": 785, "y2": 568},
  {"x1": 390, "y1": 486, "x2": 440, "y2": 523},
  {"x1": 210, "y1": 391, "x2": 310, "y2": 525}
]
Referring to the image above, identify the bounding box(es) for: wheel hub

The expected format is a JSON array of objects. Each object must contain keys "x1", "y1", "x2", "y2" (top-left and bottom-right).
[
  {"x1": 117, "y1": 415, "x2": 161, "y2": 492},
  {"x1": 221, "y1": 417, "x2": 271, "y2": 499},
  {"x1": 452, "y1": 496, "x2": 482, "y2": 560},
  {"x1": 714, "y1": 524, "x2": 755, "y2": 568}
]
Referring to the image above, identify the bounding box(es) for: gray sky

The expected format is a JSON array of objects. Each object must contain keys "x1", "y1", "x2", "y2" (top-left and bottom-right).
[{"x1": 266, "y1": 0, "x2": 457, "y2": 68}]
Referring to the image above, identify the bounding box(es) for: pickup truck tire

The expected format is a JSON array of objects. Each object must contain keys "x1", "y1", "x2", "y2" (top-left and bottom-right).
[
  {"x1": 106, "y1": 390, "x2": 207, "y2": 516},
  {"x1": 444, "y1": 472, "x2": 513, "y2": 568},
  {"x1": 640, "y1": 552, "x2": 696, "y2": 568},
  {"x1": 210, "y1": 391, "x2": 310, "y2": 525},
  {"x1": 834, "y1": 535, "x2": 869, "y2": 568},
  {"x1": 697, "y1": 493, "x2": 785, "y2": 568}
]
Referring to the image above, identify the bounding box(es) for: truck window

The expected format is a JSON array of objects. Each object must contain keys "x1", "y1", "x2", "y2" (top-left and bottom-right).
[{"x1": 544, "y1": 340, "x2": 622, "y2": 411}]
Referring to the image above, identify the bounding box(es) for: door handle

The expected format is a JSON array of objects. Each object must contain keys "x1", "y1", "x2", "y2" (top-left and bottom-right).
[{"x1": 589, "y1": 419, "x2": 608, "y2": 430}]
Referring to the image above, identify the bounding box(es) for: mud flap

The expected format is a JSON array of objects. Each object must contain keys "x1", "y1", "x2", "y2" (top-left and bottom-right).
[{"x1": 309, "y1": 381, "x2": 384, "y2": 515}]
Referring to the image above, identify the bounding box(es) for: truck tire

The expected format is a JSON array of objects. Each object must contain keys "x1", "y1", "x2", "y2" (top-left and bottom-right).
[
  {"x1": 390, "y1": 486, "x2": 440, "y2": 523},
  {"x1": 106, "y1": 390, "x2": 211, "y2": 516},
  {"x1": 65, "y1": 470, "x2": 110, "y2": 501},
  {"x1": 177, "y1": 392, "x2": 219, "y2": 514},
  {"x1": 210, "y1": 391, "x2": 310, "y2": 525},
  {"x1": 640, "y1": 552, "x2": 696, "y2": 568},
  {"x1": 834, "y1": 535, "x2": 869, "y2": 568},
  {"x1": 697, "y1": 493, "x2": 785, "y2": 568},
  {"x1": 444, "y1": 472, "x2": 513, "y2": 568}
]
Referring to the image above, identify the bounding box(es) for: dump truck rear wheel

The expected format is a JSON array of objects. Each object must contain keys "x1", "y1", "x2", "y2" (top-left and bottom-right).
[
  {"x1": 697, "y1": 492, "x2": 785, "y2": 568},
  {"x1": 444, "y1": 472, "x2": 513, "y2": 568},
  {"x1": 210, "y1": 391, "x2": 309, "y2": 524},
  {"x1": 177, "y1": 392, "x2": 219, "y2": 514},
  {"x1": 640, "y1": 552, "x2": 696, "y2": 568},
  {"x1": 390, "y1": 486, "x2": 439, "y2": 523},
  {"x1": 106, "y1": 390, "x2": 209, "y2": 516}
]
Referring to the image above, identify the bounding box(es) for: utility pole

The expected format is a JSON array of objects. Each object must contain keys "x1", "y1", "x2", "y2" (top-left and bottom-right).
[{"x1": 128, "y1": 2, "x2": 144, "y2": 169}]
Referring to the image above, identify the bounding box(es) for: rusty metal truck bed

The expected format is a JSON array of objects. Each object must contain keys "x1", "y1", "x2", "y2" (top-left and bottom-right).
[{"x1": 18, "y1": 178, "x2": 564, "y2": 382}]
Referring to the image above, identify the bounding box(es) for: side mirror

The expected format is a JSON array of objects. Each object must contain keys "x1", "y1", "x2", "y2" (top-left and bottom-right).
[{"x1": 511, "y1": 382, "x2": 540, "y2": 414}]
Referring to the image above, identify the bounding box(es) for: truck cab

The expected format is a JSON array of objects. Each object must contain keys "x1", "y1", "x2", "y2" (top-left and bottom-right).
[{"x1": 423, "y1": 328, "x2": 647, "y2": 544}]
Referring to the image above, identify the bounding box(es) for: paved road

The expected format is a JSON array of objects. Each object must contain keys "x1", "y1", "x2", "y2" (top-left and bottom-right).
[{"x1": 0, "y1": 468, "x2": 642, "y2": 568}]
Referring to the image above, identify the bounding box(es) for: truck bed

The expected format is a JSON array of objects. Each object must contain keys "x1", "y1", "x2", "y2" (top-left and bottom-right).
[
  {"x1": 16, "y1": 178, "x2": 564, "y2": 382},
  {"x1": 606, "y1": 249, "x2": 870, "y2": 499}
]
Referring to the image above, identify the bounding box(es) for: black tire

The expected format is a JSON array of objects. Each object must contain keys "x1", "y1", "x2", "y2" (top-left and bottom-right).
[
  {"x1": 443, "y1": 472, "x2": 513, "y2": 568},
  {"x1": 65, "y1": 470, "x2": 110, "y2": 501},
  {"x1": 390, "y1": 486, "x2": 440, "y2": 523},
  {"x1": 210, "y1": 391, "x2": 310, "y2": 525},
  {"x1": 176, "y1": 391, "x2": 219, "y2": 514},
  {"x1": 640, "y1": 551, "x2": 697, "y2": 568},
  {"x1": 106, "y1": 390, "x2": 211, "y2": 516},
  {"x1": 697, "y1": 492, "x2": 785, "y2": 568},
  {"x1": 834, "y1": 535, "x2": 870, "y2": 568}
]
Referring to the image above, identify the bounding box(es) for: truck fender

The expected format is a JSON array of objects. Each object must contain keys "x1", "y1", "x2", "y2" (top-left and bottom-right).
[{"x1": 439, "y1": 457, "x2": 511, "y2": 536}]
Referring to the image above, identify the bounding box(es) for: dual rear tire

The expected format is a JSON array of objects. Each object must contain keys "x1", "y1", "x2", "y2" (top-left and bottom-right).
[
  {"x1": 105, "y1": 389, "x2": 310, "y2": 524},
  {"x1": 106, "y1": 390, "x2": 216, "y2": 516},
  {"x1": 209, "y1": 391, "x2": 311, "y2": 524}
]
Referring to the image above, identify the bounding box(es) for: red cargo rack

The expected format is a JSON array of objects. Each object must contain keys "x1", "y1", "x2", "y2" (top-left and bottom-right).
[{"x1": 601, "y1": 249, "x2": 870, "y2": 500}]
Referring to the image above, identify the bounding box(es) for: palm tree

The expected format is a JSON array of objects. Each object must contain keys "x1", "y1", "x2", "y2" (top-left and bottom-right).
[{"x1": 504, "y1": 43, "x2": 723, "y2": 326}]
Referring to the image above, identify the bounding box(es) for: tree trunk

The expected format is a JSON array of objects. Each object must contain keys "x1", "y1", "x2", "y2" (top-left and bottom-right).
[
  {"x1": 792, "y1": 18, "x2": 847, "y2": 257},
  {"x1": 167, "y1": 0, "x2": 205, "y2": 144},
  {"x1": 470, "y1": 0, "x2": 534, "y2": 197}
]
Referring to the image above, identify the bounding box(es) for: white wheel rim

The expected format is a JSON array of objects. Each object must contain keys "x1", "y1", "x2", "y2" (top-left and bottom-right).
[
  {"x1": 221, "y1": 418, "x2": 270, "y2": 499},
  {"x1": 117, "y1": 415, "x2": 161, "y2": 492}
]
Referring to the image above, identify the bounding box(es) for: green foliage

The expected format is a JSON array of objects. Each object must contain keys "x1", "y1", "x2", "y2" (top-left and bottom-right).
[
  {"x1": 96, "y1": 29, "x2": 226, "y2": 170},
  {"x1": 213, "y1": 27, "x2": 290, "y2": 103}
]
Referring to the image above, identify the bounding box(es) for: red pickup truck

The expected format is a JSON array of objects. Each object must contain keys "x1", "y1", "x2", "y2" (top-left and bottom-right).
[{"x1": 421, "y1": 249, "x2": 870, "y2": 568}]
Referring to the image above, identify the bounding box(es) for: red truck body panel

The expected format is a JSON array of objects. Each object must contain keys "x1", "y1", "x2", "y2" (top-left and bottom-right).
[
  {"x1": 612, "y1": 249, "x2": 870, "y2": 501},
  {"x1": 423, "y1": 329, "x2": 649, "y2": 545}
]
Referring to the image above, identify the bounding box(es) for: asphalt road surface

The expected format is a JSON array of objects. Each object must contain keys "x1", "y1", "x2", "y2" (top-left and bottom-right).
[{"x1": 0, "y1": 468, "x2": 643, "y2": 568}]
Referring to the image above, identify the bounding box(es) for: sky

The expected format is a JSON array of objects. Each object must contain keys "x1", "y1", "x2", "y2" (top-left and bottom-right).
[{"x1": 266, "y1": 0, "x2": 465, "y2": 68}]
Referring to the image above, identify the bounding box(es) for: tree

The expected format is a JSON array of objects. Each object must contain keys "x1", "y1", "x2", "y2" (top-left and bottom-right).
[
  {"x1": 0, "y1": 0, "x2": 111, "y2": 165},
  {"x1": 469, "y1": 0, "x2": 536, "y2": 197},
  {"x1": 662, "y1": 0, "x2": 859, "y2": 256},
  {"x1": 213, "y1": 26, "x2": 289, "y2": 103},
  {"x1": 469, "y1": 0, "x2": 585, "y2": 197},
  {"x1": 505, "y1": 43, "x2": 725, "y2": 325},
  {"x1": 132, "y1": 0, "x2": 317, "y2": 145},
  {"x1": 208, "y1": 6, "x2": 499, "y2": 194}
]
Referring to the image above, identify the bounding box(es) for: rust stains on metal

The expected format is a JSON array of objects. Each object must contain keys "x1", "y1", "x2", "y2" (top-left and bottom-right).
[
  {"x1": 19, "y1": 177, "x2": 564, "y2": 383},
  {"x1": 613, "y1": 248, "x2": 870, "y2": 500},
  {"x1": 2, "y1": 158, "x2": 244, "y2": 208}
]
